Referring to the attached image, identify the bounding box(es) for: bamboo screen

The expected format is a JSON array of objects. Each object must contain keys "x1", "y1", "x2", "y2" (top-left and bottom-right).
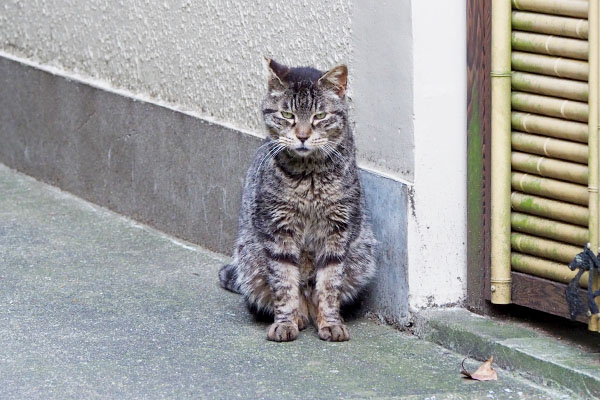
[{"x1": 508, "y1": 0, "x2": 592, "y2": 288}]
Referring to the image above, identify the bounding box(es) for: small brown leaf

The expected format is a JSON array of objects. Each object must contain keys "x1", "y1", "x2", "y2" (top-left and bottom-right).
[{"x1": 460, "y1": 356, "x2": 498, "y2": 381}]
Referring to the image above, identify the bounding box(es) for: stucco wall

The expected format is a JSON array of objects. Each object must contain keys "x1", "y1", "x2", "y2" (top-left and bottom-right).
[{"x1": 0, "y1": 0, "x2": 414, "y2": 180}]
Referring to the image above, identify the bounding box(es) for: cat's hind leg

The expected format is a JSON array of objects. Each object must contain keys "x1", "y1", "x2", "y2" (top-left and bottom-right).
[
  {"x1": 338, "y1": 232, "x2": 377, "y2": 307},
  {"x1": 296, "y1": 253, "x2": 315, "y2": 331},
  {"x1": 296, "y1": 294, "x2": 311, "y2": 331}
]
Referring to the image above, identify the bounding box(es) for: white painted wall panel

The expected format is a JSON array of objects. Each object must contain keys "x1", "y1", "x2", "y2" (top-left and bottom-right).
[{"x1": 407, "y1": 0, "x2": 468, "y2": 309}]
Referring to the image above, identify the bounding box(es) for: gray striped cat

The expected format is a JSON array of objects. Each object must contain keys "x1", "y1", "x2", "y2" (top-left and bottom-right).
[{"x1": 219, "y1": 59, "x2": 377, "y2": 342}]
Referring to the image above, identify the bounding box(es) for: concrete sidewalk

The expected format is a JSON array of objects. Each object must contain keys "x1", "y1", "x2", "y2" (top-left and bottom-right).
[{"x1": 0, "y1": 164, "x2": 571, "y2": 399}]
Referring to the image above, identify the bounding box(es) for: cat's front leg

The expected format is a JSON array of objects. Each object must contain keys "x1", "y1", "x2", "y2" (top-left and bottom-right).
[
  {"x1": 265, "y1": 255, "x2": 302, "y2": 342},
  {"x1": 314, "y1": 257, "x2": 349, "y2": 342}
]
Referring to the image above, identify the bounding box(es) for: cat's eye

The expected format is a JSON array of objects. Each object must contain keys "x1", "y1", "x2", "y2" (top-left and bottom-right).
[
  {"x1": 281, "y1": 111, "x2": 294, "y2": 119},
  {"x1": 314, "y1": 112, "x2": 327, "y2": 120}
]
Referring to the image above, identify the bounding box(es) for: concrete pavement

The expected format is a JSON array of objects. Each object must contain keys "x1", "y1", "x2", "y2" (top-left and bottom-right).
[{"x1": 0, "y1": 164, "x2": 571, "y2": 399}]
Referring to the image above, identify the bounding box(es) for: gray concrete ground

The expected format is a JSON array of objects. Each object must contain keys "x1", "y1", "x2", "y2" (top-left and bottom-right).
[{"x1": 0, "y1": 164, "x2": 572, "y2": 399}]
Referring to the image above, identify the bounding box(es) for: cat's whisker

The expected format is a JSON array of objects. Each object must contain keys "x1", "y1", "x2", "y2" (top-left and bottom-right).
[
  {"x1": 257, "y1": 143, "x2": 279, "y2": 170},
  {"x1": 272, "y1": 145, "x2": 287, "y2": 160},
  {"x1": 319, "y1": 146, "x2": 335, "y2": 164},
  {"x1": 256, "y1": 141, "x2": 279, "y2": 168},
  {"x1": 323, "y1": 143, "x2": 346, "y2": 164},
  {"x1": 265, "y1": 144, "x2": 287, "y2": 168},
  {"x1": 257, "y1": 142, "x2": 286, "y2": 171},
  {"x1": 257, "y1": 140, "x2": 276, "y2": 151},
  {"x1": 262, "y1": 144, "x2": 284, "y2": 166},
  {"x1": 329, "y1": 146, "x2": 346, "y2": 163}
]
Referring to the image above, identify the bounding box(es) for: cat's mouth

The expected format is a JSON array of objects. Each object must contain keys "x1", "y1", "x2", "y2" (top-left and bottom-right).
[{"x1": 294, "y1": 145, "x2": 312, "y2": 155}]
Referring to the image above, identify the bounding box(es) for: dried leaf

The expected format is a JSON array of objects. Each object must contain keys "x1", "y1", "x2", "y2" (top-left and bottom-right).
[{"x1": 461, "y1": 356, "x2": 498, "y2": 381}]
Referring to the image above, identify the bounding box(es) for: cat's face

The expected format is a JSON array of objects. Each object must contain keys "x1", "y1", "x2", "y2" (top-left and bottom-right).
[{"x1": 262, "y1": 59, "x2": 348, "y2": 158}]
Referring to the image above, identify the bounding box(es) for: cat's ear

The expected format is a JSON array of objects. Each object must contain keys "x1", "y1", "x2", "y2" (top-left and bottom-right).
[
  {"x1": 265, "y1": 57, "x2": 289, "y2": 89},
  {"x1": 318, "y1": 65, "x2": 348, "y2": 97}
]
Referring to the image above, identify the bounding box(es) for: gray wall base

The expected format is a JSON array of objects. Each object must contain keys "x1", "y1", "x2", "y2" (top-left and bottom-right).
[{"x1": 0, "y1": 56, "x2": 409, "y2": 324}]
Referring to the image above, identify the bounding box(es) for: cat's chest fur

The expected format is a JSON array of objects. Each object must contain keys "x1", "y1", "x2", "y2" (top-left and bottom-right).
[
  {"x1": 277, "y1": 168, "x2": 344, "y2": 248},
  {"x1": 280, "y1": 167, "x2": 339, "y2": 211}
]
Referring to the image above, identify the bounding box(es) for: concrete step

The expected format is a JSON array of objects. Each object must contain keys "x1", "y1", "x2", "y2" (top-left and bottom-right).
[
  {"x1": 416, "y1": 308, "x2": 600, "y2": 399},
  {"x1": 0, "y1": 163, "x2": 572, "y2": 399}
]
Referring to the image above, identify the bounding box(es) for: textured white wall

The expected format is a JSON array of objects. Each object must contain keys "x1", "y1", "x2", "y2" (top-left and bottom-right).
[
  {"x1": 407, "y1": 0, "x2": 467, "y2": 309},
  {"x1": 0, "y1": 0, "x2": 414, "y2": 180},
  {"x1": 0, "y1": 0, "x2": 353, "y2": 130}
]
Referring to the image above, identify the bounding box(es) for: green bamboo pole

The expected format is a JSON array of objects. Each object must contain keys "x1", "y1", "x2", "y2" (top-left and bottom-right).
[
  {"x1": 511, "y1": 212, "x2": 589, "y2": 245},
  {"x1": 589, "y1": 0, "x2": 600, "y2": 332},
  {"x1": 512, "y1": 172, "x2": 589, "y2": 205},
  {"x1": 511, "y1": 232, "x2": 582, "y2": 263},
  {"x1": 512, "y1": 0, "x2": 588, "y2": 18},
  {"x1": 512, "y1": 71, "x2": 588, "y2": 102},
  {"x1": 511, "y1": 192, "x2": 590, "y2": 226},
  {"x1": 512, "y1": 31, "x2": 588, "y2": 60},
  {"x1": 512, "y1": 92, "x2": 588, "y2": 122},
  {"x1": 512, "y1": 11, "x2": 588, "y2": 39},
  {"x1": 511, "y1": 252, "x2": 589, "y2": 287},
  {"x1": 512, "y1": 112, "x2": 588, "y2": 142},
  {"x1": 512, "y1": 52, "x2": 588, "y2": 81},
  {"x1": 512, "y1": 152, "x2": 588, "y2": 184},
  {"x1": 512, "y1": 132, "x2": 589, "y2": 163},
  {"x1": 491, "y1": 0, "x2": 512, "y2": 305}
]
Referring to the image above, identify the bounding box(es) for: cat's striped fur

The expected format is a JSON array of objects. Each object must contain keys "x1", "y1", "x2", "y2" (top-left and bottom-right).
[{"x1": 219, "y1": 59, "x2": 377, "y2": 342}]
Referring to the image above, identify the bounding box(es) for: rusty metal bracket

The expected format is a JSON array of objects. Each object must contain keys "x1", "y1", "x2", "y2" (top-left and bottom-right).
[{"x1": 566, "y1": 244, "x2": 600, "y2": 321}]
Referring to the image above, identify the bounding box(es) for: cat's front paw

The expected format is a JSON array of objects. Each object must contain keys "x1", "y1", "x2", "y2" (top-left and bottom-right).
[
  {"x1": 318, "y1": 323, "x2": 349, "y2": 342},
  {"x1": 267, "y1": 321, "x2": 299, "y2": 342}
]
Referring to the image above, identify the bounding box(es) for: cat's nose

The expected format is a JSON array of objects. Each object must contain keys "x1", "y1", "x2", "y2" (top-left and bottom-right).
[{"x1": 295, "y1": 129, "x2": 311, "y2": 143}]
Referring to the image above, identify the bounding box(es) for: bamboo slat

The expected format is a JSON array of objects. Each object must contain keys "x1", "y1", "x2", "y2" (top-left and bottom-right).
[
  {"x1": 512, "y1": 71, "x2": 588, "y2": 101},
  {"x1": 511, "y1": 212, "x2": 589, "y2": 245},
  {"x1": 512, "y1": 11, "x2": 588, "y2": 39},
  {"x1": 512, "y1": 52, "x2": 588, "y2": 81},
  {"x1": 512, "y1": 111, "x2": 588, "y2": 142},
  {"x1": 511, "y1": 0, "x2": 588, "y2": 18},
  {"x1": 511, "y1": 252, "x2": 589, "y2": 287},
  {"x1": 511, "y1": 132, "x2": 588, "y2": 163},
  {"x1": 511, "y1": 232, "x2": 582, "y2": 263},
  {"x1": 511, "y1": 151, "x2": 588, "y2": 184},
  {"x1": 511, "y1": 91, "x2": 588, "y2": 122},
  {"x1": 511, "y1": 191, "x2": 590, "y2": 226},
  {"x1": 512, "y1": 172, "x2": 589, "y2": 205},
  {"x1": 512, "y1": 31, "x2": 588, "y2": 60}
]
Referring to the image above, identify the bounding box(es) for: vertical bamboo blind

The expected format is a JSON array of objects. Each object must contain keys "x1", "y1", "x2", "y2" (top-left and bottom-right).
[{"x1": 507, "y1": 1, "x2": 594, "y2": 288}]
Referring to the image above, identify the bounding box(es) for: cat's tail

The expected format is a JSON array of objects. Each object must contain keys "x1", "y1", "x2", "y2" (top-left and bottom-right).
[{"x1": 219, "y1": 263, "x2": 241, "y2": 294}]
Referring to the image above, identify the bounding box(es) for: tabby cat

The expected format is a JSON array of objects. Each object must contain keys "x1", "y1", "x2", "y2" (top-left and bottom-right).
[{"x1": 219, "y1": 59, "x2": 377, "y2": 342}]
